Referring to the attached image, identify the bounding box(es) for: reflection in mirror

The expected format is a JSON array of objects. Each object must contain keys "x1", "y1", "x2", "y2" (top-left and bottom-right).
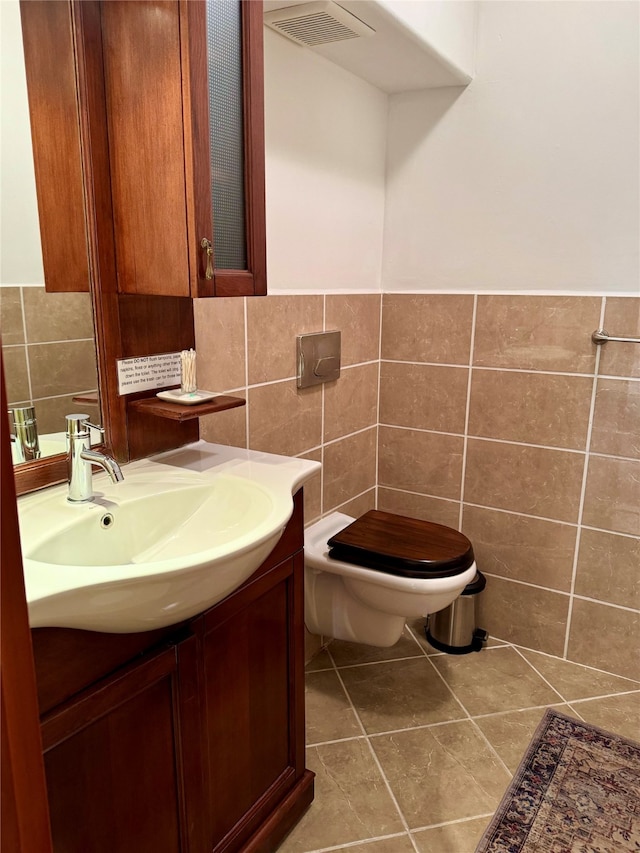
[{"x1": 0, "y1": 0, "x2": 100, "y2": 466}]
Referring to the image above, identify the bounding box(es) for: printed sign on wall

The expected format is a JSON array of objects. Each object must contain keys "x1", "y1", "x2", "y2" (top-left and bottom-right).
[{"x1": 116, "y1": 353, "x2": 181, "y2": 395}]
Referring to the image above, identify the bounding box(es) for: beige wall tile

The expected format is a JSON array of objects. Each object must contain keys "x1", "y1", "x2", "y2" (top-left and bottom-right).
[
  {"x1": 248, "y1": 380, "x2": 322, "y2": 456},
  {"x1": 194, "y1": 297, "x2": 246, "y2": 391},
  {"x1": 473, "y1": 295, "x2": 601, "y2": 373},
  {"x1": 381, "y1": 294, "x2": 474, "y2": 364},
  {"x1": 378, "y1": 426, "x2": 463, "y2": 500},
  {"x1": 598, "y1": 297, "x2": 640, "y2": 379},
  {"x1": 582, "y1": 455, "x2": 640, "y2": 536},
  {"x1": 339, "y1": 488, "x2": 376, "y2": 518},
  {"x1": 3, "y1": 345, "x2": 30, "y2": 403},
  {"x1": 590, "y1": 378, "x2": 640, "y2": 459},
  {"x1": 246, "y1": 295, "x2": 323, "y2": 384},
  {"x1": 468, "y1": 370, "x2": 593, "y2": 450},
  {"x1": 34, "y1": 395, "x2": 99, "y2": 437},
  {"x1": 0, "y1": 287, "x2": 24, "y2": 345},
  {"x1": 324, "y1": 363, "x2": 378, "y2": 442},
  {"x1": 568, "y1": 598, "x2": 640, "y2": 681},
  {"x1": 461, "y1": 506, "x2": 576, "y2": 591},
  {"x1": 325, "y1": 293, "x2": 381, "y2": 366},
  {"x1": 199, "y1": 405, "x2": 246, "y2": 449},
  {"x1": 378, "y1": 487, "x2": 460, "y2": 528},
  {"x1": 323, "y1": 428, "x2": 377, "y2": 512},
  {"x1": 29, "y1": 340, "x2": 98, "y2": 399},
  {"x1": 575, "y1": 528, "x2": 640, "y2": 610},
  {"x1": 22, "y1": 287, "x2": 94, "y2": 343},
  {"x1": 299, "y1": 448, "x2": 322, "y2": 524},
  {"x1": 379, "y1": 362, "x2": 468, "y2": 433},
  {"x1": 464, "y1": 439, "x2": 584, "y2": 523},
  {"x1": 477, "y1": 576, "x2": 570, "y2": 656},
  {"x1": 371, "y1": 722, "x2": 510, "y2": 828}
]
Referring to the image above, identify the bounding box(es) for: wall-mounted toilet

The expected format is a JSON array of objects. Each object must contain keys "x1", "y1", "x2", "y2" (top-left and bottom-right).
[{"x1": 304, "y1": 509, "x2": 477, "y2": 647}]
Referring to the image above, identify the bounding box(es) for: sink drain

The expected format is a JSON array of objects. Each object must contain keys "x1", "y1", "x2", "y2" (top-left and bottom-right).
[{"x1": 100, "y1": 512, "x2": 115, "y2": 529}]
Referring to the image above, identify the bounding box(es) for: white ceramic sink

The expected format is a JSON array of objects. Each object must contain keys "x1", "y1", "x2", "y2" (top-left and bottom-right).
[{"x1": 19, "y1": 442, "x2": 321, "y2": 633}]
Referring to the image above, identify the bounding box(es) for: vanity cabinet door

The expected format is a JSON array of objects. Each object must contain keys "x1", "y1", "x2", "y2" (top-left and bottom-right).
[
  {"x1": 40, "y1": 640, "x2": 199, "y2": 853},
  {"x1": 198, "y1": 553, "x2": 310, "y2": 852},
  {"x1": 100, "y1": 0, "x2": 266, "y2": 299}
]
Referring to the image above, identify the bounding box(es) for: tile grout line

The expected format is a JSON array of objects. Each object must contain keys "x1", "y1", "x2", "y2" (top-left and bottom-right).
[
  {"x1": 420, "y1": 649, "x2": 515, "y2": 779},
  {"x1": 562, "y1": 296, "x2": 607, "y2": 659},
  {"x1": 379, "y1": 359, "x2": 598, "y2": 379},
  {"x1": 19, "y1": 287, "x2": 35, "y2": 404},
  {"x1": 458, "y1": 294, "x2": 478, "y2": 530},
  {"x1": 326, "y1": 646, "x2": 424, "y2": 853},
  {"x1": 509, "y1": 646, "x2": 573, "y2": 706}
]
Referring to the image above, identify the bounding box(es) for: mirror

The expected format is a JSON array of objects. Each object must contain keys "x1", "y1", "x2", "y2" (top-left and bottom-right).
[{"x1": 0, "y1": 0, "x2": 101, "y2": 467}]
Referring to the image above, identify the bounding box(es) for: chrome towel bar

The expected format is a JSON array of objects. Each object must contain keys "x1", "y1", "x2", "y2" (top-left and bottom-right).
[{"x1": 592, "y1": 329, "x2": 640, "y2": 345}]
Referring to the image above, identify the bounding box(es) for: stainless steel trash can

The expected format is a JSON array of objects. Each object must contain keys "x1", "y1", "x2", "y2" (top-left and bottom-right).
[{"x1": 426, "y1": 571, "x2": 487, "y2": 654}]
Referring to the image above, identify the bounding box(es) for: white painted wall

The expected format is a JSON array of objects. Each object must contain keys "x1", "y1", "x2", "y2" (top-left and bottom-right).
[
  {"x1": 379, "y1": 0, "x2": 477, "y2": 77},
  {"x1": 0, "y1": 0, "x2": 44, "y2": 287},
  {"x1": 263, "y1": 26, "x2": 388, "y2": 292},
  {"x1": 383, "y1": 0, "x2": 640, "y2": 294}
]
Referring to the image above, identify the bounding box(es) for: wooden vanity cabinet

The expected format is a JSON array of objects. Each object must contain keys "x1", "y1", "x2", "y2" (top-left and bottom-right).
[
  {"x1": 99, "y1": 0, "x2": 266, "y2": 299},
  {"x1": 32, "y1": 492, "x2": 312, "y2": 853}
]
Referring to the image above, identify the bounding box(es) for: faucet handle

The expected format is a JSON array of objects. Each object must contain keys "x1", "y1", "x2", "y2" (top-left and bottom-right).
[{"x1": 82, "y1": 420, "x2": 104, "y2": 435}]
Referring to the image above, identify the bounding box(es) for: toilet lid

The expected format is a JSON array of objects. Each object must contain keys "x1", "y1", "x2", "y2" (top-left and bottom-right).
[{"x1": 327, "y1": 510, "x2": 475, "y2": 579}]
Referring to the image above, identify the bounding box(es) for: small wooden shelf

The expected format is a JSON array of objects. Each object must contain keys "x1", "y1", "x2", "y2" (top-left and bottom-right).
[{"x1": 128, "y1": 395, "x2": 246, "y2": 422}]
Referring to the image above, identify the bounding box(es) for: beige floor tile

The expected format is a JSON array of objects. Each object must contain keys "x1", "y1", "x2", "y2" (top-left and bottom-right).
[
  {"x1": 371, "y1": 722, "x2": 511, "y2": 829},
  {"x1": 412, "y1": 816, "x2": 492, "y2": 853},
  {"x1": 329, "y1": 628, "x2": 423, "y2": 668},
  {"x1": 330, "y1": 835, "x2": 416, "y2": 853},
  {"x1": 474, "y1": 705, "x2": 577, "y2": 772},
  {"x1": 431, "y1": 646, "x2": 562, "y2": 715},
  {"x1": 277, "y1": 741, "x2": 405, "y2": 852},
  {"x1": 570, "y1": 692, "x2": 640, "y2": 742},
  {"x1": 306, "y1": 649, "x2": 333, "y2": 672},
  {"x1": 517, "y1": 648, "x2": 640, "y2": 700},
  {"x1": 340, "y1": 658, "x2": 465, "y2": 734},
  {"x1": 305, "y1": 670, "x2": 362, "y2": 745}
]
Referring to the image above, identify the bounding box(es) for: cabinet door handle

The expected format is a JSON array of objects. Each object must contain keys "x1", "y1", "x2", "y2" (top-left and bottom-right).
[{"x1": 200, "y1": 238, "x2": 214, "y2": 280}]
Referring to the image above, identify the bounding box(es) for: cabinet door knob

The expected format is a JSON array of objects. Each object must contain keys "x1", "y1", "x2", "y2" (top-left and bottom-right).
[{"x1": 200, "y1": 238, "x2": 214, "y2": 280}]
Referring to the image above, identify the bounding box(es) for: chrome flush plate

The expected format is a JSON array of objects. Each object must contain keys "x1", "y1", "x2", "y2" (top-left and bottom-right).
[{"x1": 297, "y1": 331, "x2": 341, "y2": 388}]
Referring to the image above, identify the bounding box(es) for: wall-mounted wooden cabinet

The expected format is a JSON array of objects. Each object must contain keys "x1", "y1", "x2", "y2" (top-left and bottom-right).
[
  {"x1": 32, "y1": 492, "x2": 311, "y2": 853},
  {"x1": 101, "y1": 0, "x2": 266, "y2": 299}
]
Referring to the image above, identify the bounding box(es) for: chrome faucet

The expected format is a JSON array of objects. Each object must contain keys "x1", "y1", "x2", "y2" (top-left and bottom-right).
[
  {"x1": 9, "y1": 406, "x2": 40, "y2": 462},
  {"x1": 66, "y1": 414, "x2": 123, "y2": 503}
]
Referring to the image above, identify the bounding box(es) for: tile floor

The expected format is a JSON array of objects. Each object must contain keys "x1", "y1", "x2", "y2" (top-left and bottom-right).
[{"x1": 278, "y1": 621, "x2": 640, "y2": 853}]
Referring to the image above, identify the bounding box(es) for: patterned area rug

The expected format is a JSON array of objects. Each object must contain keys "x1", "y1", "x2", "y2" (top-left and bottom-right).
[{"x1": 475, "y1": 708, "x2": 640, "y2": 852}]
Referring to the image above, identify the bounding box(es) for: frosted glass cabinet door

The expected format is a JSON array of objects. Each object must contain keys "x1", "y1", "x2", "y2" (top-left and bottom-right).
[
  {"x1": 101, "y1": 0, "x2": 266, "y2": 298},
  {"x1": 186, "y1": 0, "x2": 267, "y2": 297}
]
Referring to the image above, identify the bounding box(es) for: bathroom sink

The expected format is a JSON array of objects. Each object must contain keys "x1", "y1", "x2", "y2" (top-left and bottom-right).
[{"x1": 19, "y1": 442, "x2": 321, "y2": 633}]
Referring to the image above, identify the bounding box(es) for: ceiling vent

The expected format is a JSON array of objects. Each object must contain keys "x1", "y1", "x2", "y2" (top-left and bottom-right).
[{"x1": 264, "y1": 1, "x2": 375, "y2": 47}]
